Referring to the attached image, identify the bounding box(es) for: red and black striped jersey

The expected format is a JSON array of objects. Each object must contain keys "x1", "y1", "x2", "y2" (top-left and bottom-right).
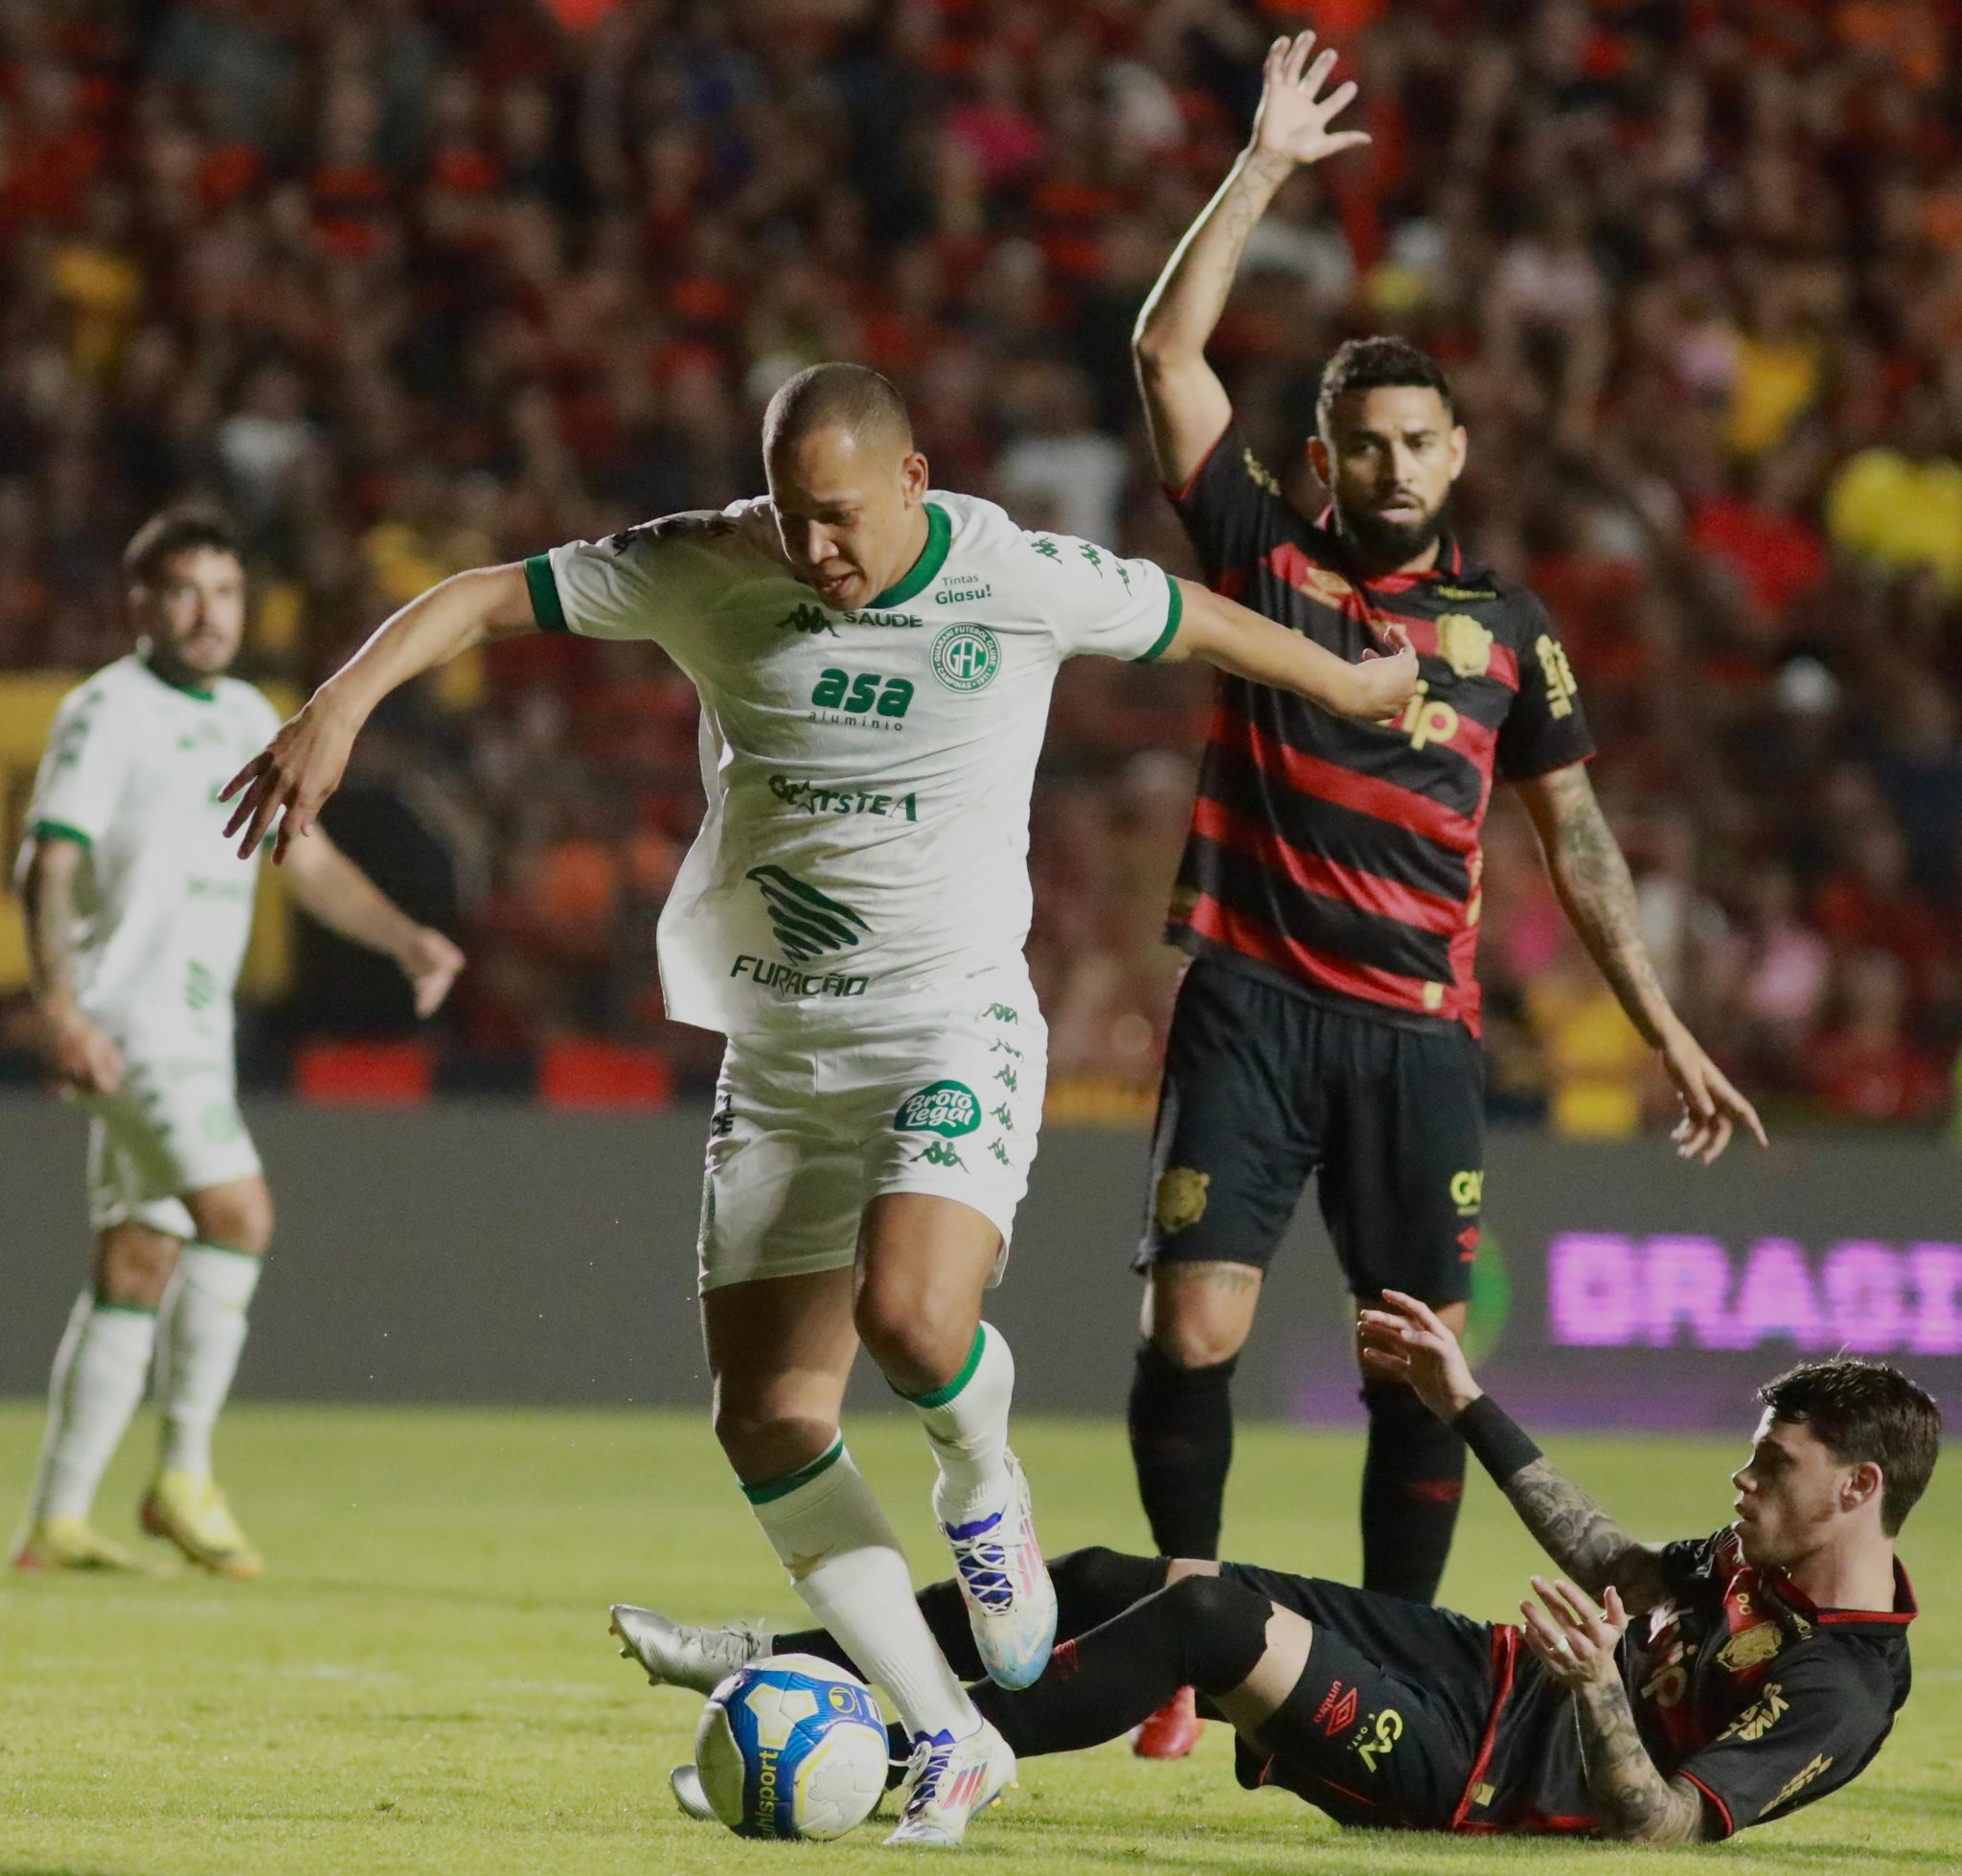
[
  {"x1": 1475, "y1": 1529, "x2": 1915, "y2": 1837},
  {"x1": 1166, "y1": 421, "x2": 1595, "y2": 1036}
]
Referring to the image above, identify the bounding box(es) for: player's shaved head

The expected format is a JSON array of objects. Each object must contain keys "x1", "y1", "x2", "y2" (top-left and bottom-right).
[
  {"x1": 763, "y1": 362, "x2": 914, "y2": 467},
  {"x1": 764, "y1": 363, "x2": 931, "y2": 611}
]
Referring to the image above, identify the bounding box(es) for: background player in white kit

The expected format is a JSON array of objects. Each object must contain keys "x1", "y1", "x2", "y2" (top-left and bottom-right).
[
  {"x1": 11, "y1": 510, "x2": 464, "y2": 1580},
  {"x1": 221, "y1": 365, "x2": 1414, "y2": 1844}
]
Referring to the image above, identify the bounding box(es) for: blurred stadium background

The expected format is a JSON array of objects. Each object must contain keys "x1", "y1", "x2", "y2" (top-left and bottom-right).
[
  {"x1": 1, "y1": 0, "x2": 1960, "y2": 1426},
  {"x1": 4, "y1": 7, "x2": 1960, "y2": 1872}
]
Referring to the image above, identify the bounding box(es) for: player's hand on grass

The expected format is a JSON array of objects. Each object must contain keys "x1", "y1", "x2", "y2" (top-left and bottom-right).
[
  {"x1": 1248, "y1": 31, "x2": 1371, "y2": 174},
  {"x1": 1657, "y1": 1020, "x2": 1767, "y2": 1164},
  {"x1": 220, "y1": 695, "x2": 359, "y2": 864},
  {"x1": 1520, "y1": 1576, "x2": 1627, "y2": 1689},
  {"x1": 1356, "y1": 1288, "x2": 1478, "y2": 1420},
  {"x1": 1355, "y1": 621, "x2": 1418, "y2": 722},
  {"x1": 399, "y1": 927, "x2": 465, "y2": 1018},
  {"x1": 42, "y1": 1002, "x2": 124, "y2": 1095}
]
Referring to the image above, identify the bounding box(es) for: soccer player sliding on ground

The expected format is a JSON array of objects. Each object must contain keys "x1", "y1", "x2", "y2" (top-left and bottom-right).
[
  {"x1": 219, "y1": 362, "x2": 1417, "y2": 1846},
  {"x1": 1121, "y1": 30, "x2": 1765, "y2": 1757},
  {"x1": 627, "y1": 1293, "x2": 1934, "y2": 1843},
  {"x1": 11, "y1": 510, "x2": 462, "y2": 1579}
]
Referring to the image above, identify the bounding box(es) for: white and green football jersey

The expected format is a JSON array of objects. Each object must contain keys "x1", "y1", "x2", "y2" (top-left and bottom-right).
[
  {"x1": 19, "y1": 654, "x2": 282, "y2": 1049},
  {"x1": 527, "y1": 492, "x2": 1183, "y2": 1036}
]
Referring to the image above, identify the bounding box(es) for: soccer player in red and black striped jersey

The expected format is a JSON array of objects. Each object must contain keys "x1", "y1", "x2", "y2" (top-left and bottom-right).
[{"x1": 1121, "y1": 32, "x2": 1764, "y2": 1754}]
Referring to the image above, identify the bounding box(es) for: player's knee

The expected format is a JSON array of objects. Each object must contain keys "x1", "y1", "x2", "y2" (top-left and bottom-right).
[
  {"x1": 191, "y1": 1185, "x2": 274, "y2": 1257},
  {"x1": 712, "y1": 1399, "x2": 836, "y2": 1485},
  {"x1": 853, "y1": 1285, "x2": 970, "y2": 1394},
  {"x1": 1161, "y1": 1572, "x2": 1276, "y2": 1692},
  {"x1": 1148, "y1": 1297, "x2": 1251, "y2": 1371},
  {"x1": 96, "y1": 1227, "x2": 178, "y2": 1310}
]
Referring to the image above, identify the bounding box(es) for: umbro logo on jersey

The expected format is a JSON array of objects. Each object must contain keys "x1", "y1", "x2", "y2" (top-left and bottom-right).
[{"x1": 744, "y1": 863, "x2": 870, "y2": 963}]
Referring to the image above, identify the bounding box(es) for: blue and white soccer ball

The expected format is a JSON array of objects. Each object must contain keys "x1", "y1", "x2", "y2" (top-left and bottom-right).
[{"x1": 694, "y1": 1653, "x2": 890, "y2": 1841}]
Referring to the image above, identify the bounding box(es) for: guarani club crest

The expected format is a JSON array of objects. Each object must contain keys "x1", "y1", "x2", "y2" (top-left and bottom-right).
[
  {"x1": 745, "y1": 864, "x2": 870, "y2": 963},
  {"x1": 929, "y1": 623, "x2": 1000, "y2": 693}
]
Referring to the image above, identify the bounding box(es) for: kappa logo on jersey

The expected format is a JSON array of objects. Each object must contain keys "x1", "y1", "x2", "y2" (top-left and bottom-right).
[
  {"x1": 894, "y1": 1080, "x2": 982, "y2": 1138},
  {"x1": 744, "y1": 864, "x2": 871, "y2": 963},
  {"x1": 777, "y1": 602, "x2": 838, "y2": 635},
  {"x1": 930, "y1": 624, "x2": 1000, "y2": 693}
]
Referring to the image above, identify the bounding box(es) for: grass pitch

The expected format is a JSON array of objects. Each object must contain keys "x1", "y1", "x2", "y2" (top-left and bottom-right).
[{"x1": 1, "y1": 1404, "x2": 1954, "y2": 1876}]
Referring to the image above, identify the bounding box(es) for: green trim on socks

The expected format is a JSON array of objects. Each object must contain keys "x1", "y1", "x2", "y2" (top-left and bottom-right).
[
  {"x1": 91, "y1": 1298, "x2": 160, "y2": 1316},
  {"x1": 191, "y1": 1240, "x2": 265, "y2": 1262},
  {"x1": 742, "y1": 1434, "x2": 845, "y2": 1505},
  {"x1": 901, "y1": 1327, "x2": 988, "y2": 1411}
]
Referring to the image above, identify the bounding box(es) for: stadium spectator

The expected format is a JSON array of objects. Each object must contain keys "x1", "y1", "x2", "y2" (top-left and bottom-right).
[{"x1": 0, "y1": 0, "x2": 1953, "y2": 1129}]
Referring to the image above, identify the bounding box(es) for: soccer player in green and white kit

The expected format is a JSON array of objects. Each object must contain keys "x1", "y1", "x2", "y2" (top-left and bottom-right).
[
  {"x1": 11, "y1": 510, "x2": 463, "y2": 1580},
  {"x1": 221, "y1": 365, "x2": 1414, "y2": 1845}
]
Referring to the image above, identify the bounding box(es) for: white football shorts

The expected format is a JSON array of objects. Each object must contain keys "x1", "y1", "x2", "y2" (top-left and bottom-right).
[
  {"x1": 77, "y1": 1047, "x2": 262, "y2": 1238},
  {"x1": 696, "y1": 974, "x2": 1048, "y2": 1293}
]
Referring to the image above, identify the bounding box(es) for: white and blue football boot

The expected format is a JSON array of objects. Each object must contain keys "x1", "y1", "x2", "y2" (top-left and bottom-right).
[
  {"x1": 884, "y1": 1719, "x2": 1015, "y2": 1847},
  {"x1": 938, "y1": 1452, "x2": 1057, "y2": 1690}
]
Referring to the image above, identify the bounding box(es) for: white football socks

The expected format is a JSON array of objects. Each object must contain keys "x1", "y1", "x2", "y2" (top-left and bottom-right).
[
  {"x1": 155, "y1": 1245, "x2": 262, "y2": 1478},
  {"x1": 29, "y1": 1293, "x2": 157, "y2": 1522},
  {"x1": 908, "y1": 1323, "x2": 1016, "y2": 1526},
  {"x1": 746, "y1": 1436, "x2": 979, "y2": 1741}
]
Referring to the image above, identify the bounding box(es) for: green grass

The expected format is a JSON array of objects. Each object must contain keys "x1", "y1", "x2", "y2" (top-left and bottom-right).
[{"x1": 0, "y1": 1406, "x2": 1954, "y2": 1875}]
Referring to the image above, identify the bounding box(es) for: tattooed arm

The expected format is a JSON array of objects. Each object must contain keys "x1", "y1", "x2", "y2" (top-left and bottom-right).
[
  {"x1": 1358, "y1": 1292, "x2": 1674, "y2": 1612},
  {"x1": 1133, "y1": 31, "x2": 1368, "y2": 486},
  {"x1": 1573, "y1": 1680, "x2": 1709, "y2": 1842},
  {"x1": 1521, "y1": 1579, "x2": 1709, "y2": 1842},
  {"x1": 1501, "y1": 1459, "x2": 1670, "y2": 1613},
  {"x1": 20, "y1": 833, "x2": 124, "y2": 1094},
  {"x1": 1513, "y1": 761, "x2": 1765, "y2": 1164}
]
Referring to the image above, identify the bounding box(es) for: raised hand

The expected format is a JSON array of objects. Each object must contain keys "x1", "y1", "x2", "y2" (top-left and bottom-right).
[
  {"x1": 1356, "y1": 1288, "x2": 1480, "y2": 1421},
  {"x1": 220, "y1": 697, "x2": 358, "y2": 864},
  {"x1": 1248, "y1": 31, "x2": 1371, "y2": 172},
  {"x1": 1520, "y1": 1576, "x2": 1629, "y2": 1688}
]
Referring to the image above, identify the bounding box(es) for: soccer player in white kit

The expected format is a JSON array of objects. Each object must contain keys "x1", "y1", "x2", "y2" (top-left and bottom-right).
[
  {"x1": 11, "y1": 510, "x2": 464, "y2": 1579},
  {"x1": 221, "y1": 366, "x2": 1414, "y2": 1843}
]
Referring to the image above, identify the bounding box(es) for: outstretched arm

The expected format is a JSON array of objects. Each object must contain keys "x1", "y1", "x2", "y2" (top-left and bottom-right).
[
  {"x1": 1162, "y1": 579, "x2": 1416, "y2": 721},
  {"x1": 1357, "y1": 1291, "x2": 1670, "y2": 1612},
  {"x1": 1513, "y1": 762, "x2": 1766, "y2": 1163},
  {"x1": 1132, "y1": 31, "x2": 1368, "y2": 487},
  {"x1": 222, "y1": 562, "x2": 535, "y2": 862},
  {"x1": 279, "y1": 829, "x2": 465, "y2": 1018},
  {"x1": 1520, "y1": 1577, "x2": 1710, "y2": 1842}
]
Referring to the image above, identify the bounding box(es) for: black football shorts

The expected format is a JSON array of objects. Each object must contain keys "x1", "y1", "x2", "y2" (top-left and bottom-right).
[
  {"x1": 1133, "y1": 957, "x2": 1485, "y2": 1303},
  {"x1": 1221, "y1": 1562, "x2": 1499, "y2": 1830}
]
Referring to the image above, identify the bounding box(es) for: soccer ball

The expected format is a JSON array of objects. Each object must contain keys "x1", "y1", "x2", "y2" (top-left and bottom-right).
[{"x1": 694, "y1": 1653, "x2": 890, "y2": 1841}]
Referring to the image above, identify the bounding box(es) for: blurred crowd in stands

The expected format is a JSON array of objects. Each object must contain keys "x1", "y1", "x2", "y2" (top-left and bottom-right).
[{"x1": 3, "y1": 0, "x2": 1961, "y2": 1129}]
